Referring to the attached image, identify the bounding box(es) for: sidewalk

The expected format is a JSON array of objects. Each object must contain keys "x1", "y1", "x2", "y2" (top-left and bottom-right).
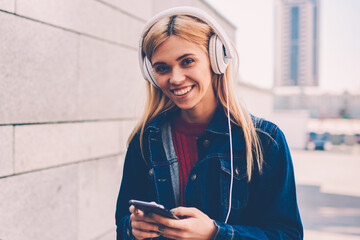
[
  {"x1": 292, "y1": 147, "x2": 360, "y2": 240},
  {"x1": 305, "y1": 230, "x2": 360, "y2": 240}
]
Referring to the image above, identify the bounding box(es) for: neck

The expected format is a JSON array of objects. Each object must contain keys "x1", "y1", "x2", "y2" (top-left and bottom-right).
[{"x1": 180, "y1": 101, "x2": 218, "y2": 124}]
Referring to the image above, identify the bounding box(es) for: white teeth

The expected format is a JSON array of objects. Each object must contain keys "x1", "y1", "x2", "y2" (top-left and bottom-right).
[{"x1": 173, "y1": 86, "x2": 192, "y2": 96}]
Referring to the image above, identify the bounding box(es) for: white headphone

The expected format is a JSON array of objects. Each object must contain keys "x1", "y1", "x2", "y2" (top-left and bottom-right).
[{"x1": 138, "y1": 6, "x2": 235, "y2": 87}]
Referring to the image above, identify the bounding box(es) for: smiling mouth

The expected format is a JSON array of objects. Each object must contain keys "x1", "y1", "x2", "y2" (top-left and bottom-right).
[{"x1": 171, "y1": 86, "x2": 194, "y2": 96}]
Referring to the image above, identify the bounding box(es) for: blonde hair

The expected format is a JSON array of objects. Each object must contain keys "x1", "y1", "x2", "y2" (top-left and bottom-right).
[{"x1": 129, "y1": 15, "x2": 263, "y2": 181}]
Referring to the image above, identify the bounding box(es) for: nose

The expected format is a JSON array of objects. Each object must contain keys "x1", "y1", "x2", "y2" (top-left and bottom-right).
[{"x1": 169, "y1": 66, "x2": 185, "y2": 85}]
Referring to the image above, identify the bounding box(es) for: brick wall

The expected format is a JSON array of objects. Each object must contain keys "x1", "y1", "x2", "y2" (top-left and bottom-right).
[{"x1": 0, "y1": 1, "x2": 235, "y2": 239}]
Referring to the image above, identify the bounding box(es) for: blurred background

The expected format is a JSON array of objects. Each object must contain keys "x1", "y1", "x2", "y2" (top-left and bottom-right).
[{"x1": 0, "y1": 0, "x2": 359, "y2": 239}]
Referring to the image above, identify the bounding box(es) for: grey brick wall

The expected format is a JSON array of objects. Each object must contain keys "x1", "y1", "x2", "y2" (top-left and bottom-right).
[{"x1": 0, "y1": 1, "x2": 236, "y2": 239}]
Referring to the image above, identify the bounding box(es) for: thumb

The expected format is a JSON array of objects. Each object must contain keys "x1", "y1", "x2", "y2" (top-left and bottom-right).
[{"x1": 171, "y1": 207, "x2": 200, "y2": 218}]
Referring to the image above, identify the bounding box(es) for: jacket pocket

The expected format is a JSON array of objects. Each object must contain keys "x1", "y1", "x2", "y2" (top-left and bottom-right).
[{"x1": 219, "y1": 156, "x2": 248, "y2": 210}]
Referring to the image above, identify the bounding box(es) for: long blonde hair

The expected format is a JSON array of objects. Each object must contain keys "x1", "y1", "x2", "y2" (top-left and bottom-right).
[{"x1": 129, "y1": 15, "x2": 263, "y2": 181}]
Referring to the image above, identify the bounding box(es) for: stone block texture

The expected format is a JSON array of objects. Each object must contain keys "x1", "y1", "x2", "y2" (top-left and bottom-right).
[
  {"x1": 14, "y1": 121, "x2": 121, "y2": 173},
  {"x1": 16, "y1": 0, "x2": 144, "y2": 48},
  {"x1": 78, "y1": 156, "x2": 124, "y2": 240},
  {"x1": 77, "y1": 36, "x2": 145, "y2": 120},
  {"x1": 0, "y1": 0, "x2": 235, "y2": 239},
  {"x1": 99, "y1": 0, "x2": 153, "y2": 20},
  {"x1": 0, "y1": 0, "x2": 15, "y2": 12},
  {"x1": 0, "y1": 156, "x2": 124, "y2": 240},
  {"x1": 0, "y1": 126, "x2": 13, "y2": 177},
  {"x1": 0, "y1": 12, "x2": 78, "y2": 125},
  {"x1": 0, "y1": 10, "x2": 146, "y2": 125},
  {"x1": 0, "y1": 165, "x2": 78, "y2": 240}
]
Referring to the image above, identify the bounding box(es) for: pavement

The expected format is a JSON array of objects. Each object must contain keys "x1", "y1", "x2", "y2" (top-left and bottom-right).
[{"x1": 292, "y1": 145, "x2": 360, "y2": 240}]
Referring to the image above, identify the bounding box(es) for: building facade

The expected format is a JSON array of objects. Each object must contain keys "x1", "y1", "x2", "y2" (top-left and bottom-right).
[
  {"x1": 274, "y1": 88, "x2": 360, "y2": 119},
  {"x1": 274, "y1": 0, "x2": 319, "y2": 86}
]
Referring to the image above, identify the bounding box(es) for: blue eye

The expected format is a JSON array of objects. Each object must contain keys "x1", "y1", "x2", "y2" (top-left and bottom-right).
[
  {"x1": 182, "y1": 58, "x2": 194, "y2": 66},
  {"x1": 155, "y1": 65, "x2": 170, "y2": 74}
]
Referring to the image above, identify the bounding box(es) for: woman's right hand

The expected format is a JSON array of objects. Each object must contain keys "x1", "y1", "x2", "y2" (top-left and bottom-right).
[{"x1": 129, "y1": 204, "x2": 161, "y2": 239}]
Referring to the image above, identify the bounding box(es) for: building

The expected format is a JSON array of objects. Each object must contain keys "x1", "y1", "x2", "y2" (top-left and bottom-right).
[
  {"x1": 274, "y1": 87, "x2": 360, "y2": 119},
  {"x1": 274, "y1": 0, "x2": 319, "y2": 86},
  {"x1": 236, "y1": 81, "x2": 309, "y2": 149}
]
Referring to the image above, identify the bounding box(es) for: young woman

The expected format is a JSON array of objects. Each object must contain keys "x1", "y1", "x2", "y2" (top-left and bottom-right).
[{"x1": 115, "y1": 7, "x2": 303, "y2": 240}]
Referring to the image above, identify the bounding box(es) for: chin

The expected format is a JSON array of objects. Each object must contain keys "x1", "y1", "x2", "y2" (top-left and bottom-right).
[{"x1": 175, "y1": 103, "x2": 196, "y2": 111}]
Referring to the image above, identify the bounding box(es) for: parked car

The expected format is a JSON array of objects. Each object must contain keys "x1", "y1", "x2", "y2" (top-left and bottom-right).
[
  {"x1": 306, "y1": 132, "x2": 327, "y2": 150},
  {"x1": 356, "y1": 134, "x2": 360, "y2": 144}
]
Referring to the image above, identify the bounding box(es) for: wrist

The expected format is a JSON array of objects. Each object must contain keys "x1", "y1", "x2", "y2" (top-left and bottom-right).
[{"x1": 210, "y1": 219, "x2": 220, "y2": 239}]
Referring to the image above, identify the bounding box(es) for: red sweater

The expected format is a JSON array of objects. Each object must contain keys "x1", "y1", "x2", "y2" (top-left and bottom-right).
[{"x1": 171, "y1": 117, "x2": 208, "y2": 206}]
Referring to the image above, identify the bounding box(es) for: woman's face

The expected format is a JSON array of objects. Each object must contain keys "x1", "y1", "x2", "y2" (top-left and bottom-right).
[{"x1": 151, "y1": 35, "x2": 216, "y2": 116}]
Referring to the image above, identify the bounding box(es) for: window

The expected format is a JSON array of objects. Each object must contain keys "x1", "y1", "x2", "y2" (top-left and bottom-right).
[
  {"x1": 313, "y1": 6, "x2": 317, "y2": 76},
  {"x1": 290, "y1": 6, "x2": 299, "y2": 85}
]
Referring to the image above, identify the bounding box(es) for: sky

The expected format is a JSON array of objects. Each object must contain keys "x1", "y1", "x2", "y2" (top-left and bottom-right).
[{"x1": 205, "y1": 0, "x2": 360, "y2": 92}]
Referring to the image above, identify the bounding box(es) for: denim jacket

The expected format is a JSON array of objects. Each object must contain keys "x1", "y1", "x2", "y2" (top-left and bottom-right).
[{"x1": 115, "y1": 107, "x2": 303, "y2": 239}]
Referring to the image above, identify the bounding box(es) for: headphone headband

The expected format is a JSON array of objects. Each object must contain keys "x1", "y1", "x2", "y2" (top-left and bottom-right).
[{"x1": 138, "y1": 6, "x2": 235, "y2": 85}]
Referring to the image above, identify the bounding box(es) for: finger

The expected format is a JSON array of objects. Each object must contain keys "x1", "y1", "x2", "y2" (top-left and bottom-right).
[
  {"x1": 132, "y1": 228, "x2": 160, "y2": 240},
  {"x1": 134, "y1": 208, "x2": 141, "y2": 216},
  {"x1": 150, "y1": 213, "x2": 185, "y2": 229},
  {"x1": 156, "y1": 225, "x2": 184, "y2": 239},
  {"x1": 171, "y1": 206, "x2": 200, "y2": 218},
  {"x1": 129, "y1": 205, "x2": 135, "y2": 214},
  {"x1": 132, "y1": 219, "x2": 160, "y2": 233},
  {"x1": 129, "y1": 205, "x2": 142, "y2": 216},
  {"x1": 130, "y1": 211, "x2": 159, "y2": 225}
]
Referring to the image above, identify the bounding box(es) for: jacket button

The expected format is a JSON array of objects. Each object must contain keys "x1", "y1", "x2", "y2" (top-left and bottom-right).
[
  {"x1": 203, "y1": 139, "x2": 211, "y2": 148},
  {"x1": 149, "y1": 168, "x2": 154, "y2": 177},
  {"x1": 126, "y1": 227, "x2": 131, "y2": 237},
  {"x1": 190, "y1": 174, "x2": 197, "y2": 181},
  {"x1": 235, "y1": 166, "x2": 240, "y2": 176}
]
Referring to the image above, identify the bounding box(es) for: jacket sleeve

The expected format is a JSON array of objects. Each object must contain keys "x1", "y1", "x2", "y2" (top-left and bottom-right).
[
  {"x1": 115, "y1": 134, "x2": 151, "y2": 240},
  {"x1": 213, "y1": 126, "x2": 303, "y2": 240}
]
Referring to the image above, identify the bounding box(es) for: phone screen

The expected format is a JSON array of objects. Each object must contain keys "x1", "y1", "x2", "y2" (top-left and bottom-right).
[{"x1": 129, "y1": 200, "x2": 179, "y2": 219}]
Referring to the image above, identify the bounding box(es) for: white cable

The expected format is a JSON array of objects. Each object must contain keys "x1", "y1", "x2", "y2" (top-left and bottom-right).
[{"x1": 223, "y1": 74, "x2": 233, "y2": 224}]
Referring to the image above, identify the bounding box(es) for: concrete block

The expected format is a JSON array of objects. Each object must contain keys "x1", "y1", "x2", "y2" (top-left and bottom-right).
[
  {"x1": 0, "y1": 0, "x2": 15, "y2": 12},
  {"x1": 78, "y1": 160, "x2": 104, "y2": 240},
  {"x1": 96, "y1": 228, "x2": 116, "y2": 240},
  {"x1": 0, "y1": 126, "x2": 13, "y2": 177},
  {"x1": 99, "y1": 0, "x2": 153, "y2": 20},
  {"x1": 77, "y1": 36, "x2": 146, "y2": 120},
  {"x1": 78, "y1": 156, "x2": 124, "y2": 240},
  {"x1": 14, "y1": 121, "x2": 121, "y2": 173},
  {"x1": 0, "y1": 165, "x2": 78, "y2": 240},
  {"x1": 0, "y1": 13, "x2": 78, "y2": 124},
  {"x1": 16, "y1": 0, "x2": 142, "y2": 48},
  {"x1": 121, "y1": 12, "x2": 146, "y2": 48}
]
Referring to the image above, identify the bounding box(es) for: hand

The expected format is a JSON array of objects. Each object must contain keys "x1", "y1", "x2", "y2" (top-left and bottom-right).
[
  {"x1": 150, "y1": 206, "x2": 217, "y2": 240},
  {"x1": 129, "y1": 204, "x2": 161, "y2": 239}
]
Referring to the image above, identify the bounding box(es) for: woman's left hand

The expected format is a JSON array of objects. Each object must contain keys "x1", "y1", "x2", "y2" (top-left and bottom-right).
[{"x1": 150, "y1": 206, "x2": 217, "y2": 240}]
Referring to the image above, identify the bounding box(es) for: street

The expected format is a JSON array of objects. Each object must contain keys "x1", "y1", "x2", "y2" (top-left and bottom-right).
[{"x1": 292, "y1": 146, "x2": 360, "y2": 240}]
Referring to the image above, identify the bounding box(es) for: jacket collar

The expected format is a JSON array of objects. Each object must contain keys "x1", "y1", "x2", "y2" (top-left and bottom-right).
[
  {"x1": 145, "y1": 104, "x2": 231, "y2": 136},
  {"x1": 145, "y1": 107, "x2": 178, "y2": 133},
  {"x1": 206, "y1": 105, "x2": 231, "y2": 136}
]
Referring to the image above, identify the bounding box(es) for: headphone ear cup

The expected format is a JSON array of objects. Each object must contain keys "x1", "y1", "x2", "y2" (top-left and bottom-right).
[
  {"x1": 209, "y1": 35, "x2": 229, "y2": 74},
  {"x1": 143, "y1": 57, "x2": 159, "y2": 88}
]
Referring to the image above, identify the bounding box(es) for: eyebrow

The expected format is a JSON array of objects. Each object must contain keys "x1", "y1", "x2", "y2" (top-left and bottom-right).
[{"x1": 152, "y1": 53, "x2": 194, "y2": 67}]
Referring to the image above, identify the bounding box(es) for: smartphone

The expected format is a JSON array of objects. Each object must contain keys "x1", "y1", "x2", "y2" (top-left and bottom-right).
[{"x1": 129, "y1": 199, "x2": 179, "y2": 219}]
